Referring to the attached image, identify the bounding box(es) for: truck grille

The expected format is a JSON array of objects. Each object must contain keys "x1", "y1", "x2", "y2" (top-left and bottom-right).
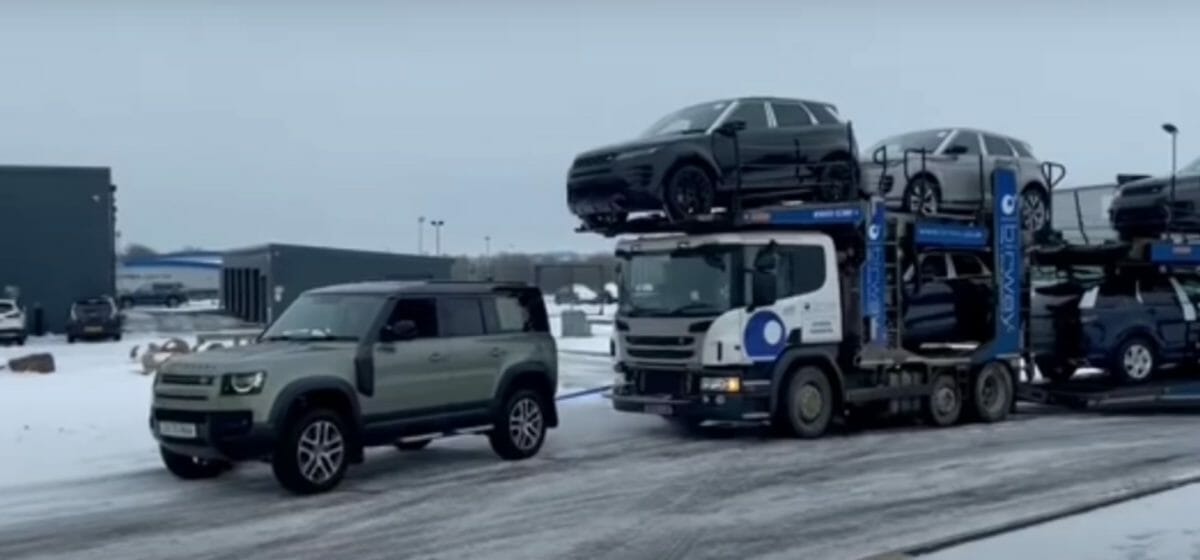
[
  {"x1": 624, "y1": 335, "x2": 697, "y2": 365},
  {"x1": 634, "y1": 369, "x2": 691, "y2": 395},
  {"x1": 159, "y1": 374, "x2": 215, "y2": 386}
]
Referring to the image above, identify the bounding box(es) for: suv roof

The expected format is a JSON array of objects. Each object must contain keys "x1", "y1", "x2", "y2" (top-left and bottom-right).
[{"x1": 308, "y1": 280, "x2": 536, "y2": 296}]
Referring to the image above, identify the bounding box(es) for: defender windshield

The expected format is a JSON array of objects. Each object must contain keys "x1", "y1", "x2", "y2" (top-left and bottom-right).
[
  {"x1": 868, "y1": 129, "x2": 952, "y2": 158},
  {"x1": 640, "y1": 101, "x2": 729, "y2": 138},
  {"x1": 618, "y1": 245, "x2": 736, "y2": 317},
  {"x1": 262, "y1": 293, "x2": 387, "y2": 342}
]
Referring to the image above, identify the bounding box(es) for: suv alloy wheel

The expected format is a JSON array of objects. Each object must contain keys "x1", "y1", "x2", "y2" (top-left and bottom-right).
[
  {"x1": 272, "y1": 407, "x2": 350, "y2": 495},
  {"x1": 489, "y1": 389, "x2": 547, "y2": 460}
]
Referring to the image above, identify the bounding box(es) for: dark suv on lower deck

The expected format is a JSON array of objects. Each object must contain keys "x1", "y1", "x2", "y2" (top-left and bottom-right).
[{"x1": 567, "y1": 96, "x2": 859, "y2": 229}]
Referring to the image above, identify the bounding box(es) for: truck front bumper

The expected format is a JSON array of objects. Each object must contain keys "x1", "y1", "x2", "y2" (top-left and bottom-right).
[{"x1": 609, "y1": 374, "x2": 773, "y2": 423}]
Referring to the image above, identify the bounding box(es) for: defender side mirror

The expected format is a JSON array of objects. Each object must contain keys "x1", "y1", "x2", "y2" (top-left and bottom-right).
[{"x1": 380, "y1": 320, "x2": 418, "y2": 343}]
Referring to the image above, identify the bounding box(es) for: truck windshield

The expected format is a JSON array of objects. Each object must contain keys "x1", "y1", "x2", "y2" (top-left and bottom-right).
[
  {"x1": 640, "y1": 101, "x2": 729, "y2": 138},
  {"x1": 261, "y1": 293, "x2": 386, "y2": 342},
  {"x1": 618, "y1": 246, "x2": 736, "y2": 317}
]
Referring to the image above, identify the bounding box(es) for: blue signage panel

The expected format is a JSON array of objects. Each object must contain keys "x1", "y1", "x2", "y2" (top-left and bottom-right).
[
  {"x1": 861, "y1": 200, "x2": 888, "y2": 346},
  {"x1": 767, "y1": 205, "x2": 864, "y2": 226},
  {"x1": 991, "y1": 167, "x2": 1022, "y2": 358},
  {"x1": 913, "y1": 222, "x2": 988, "y2": 249},
  {"x1": 1149, "y1": 242, "x2": 1200, "y2": 264}
]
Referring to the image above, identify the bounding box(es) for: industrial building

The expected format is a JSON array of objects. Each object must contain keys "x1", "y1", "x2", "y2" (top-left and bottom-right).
[
  {"x1": 1052, "y1": 182, "x2": 1118, "y2": 244},
  {"x1": 0, "y1": 165, "x2": 117, "y2": 333},
  {"x1": 221, "y1": 243, "x2": 453, "y2": 324},
  {"x1": 117, "y1": 251, "x2": 223, "y2": 299}
]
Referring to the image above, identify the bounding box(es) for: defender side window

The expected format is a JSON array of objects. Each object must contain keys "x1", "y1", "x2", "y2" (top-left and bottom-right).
[
  {"x1": 386, "y1": 297, "x2": 439, "y2": 338},
  {"x1": 1096, "y1": 276, "x2": 1137, "y2": 308},
  {"x1": 1138, "y1": 275, "x2": 1178, "y2": 306},
  {"x1": 438, "y1": 297, "x2": 486, "y2": 337},
  {"x1": 771, "y1": 102, "x2": 814, "y2": 128},
  {"x1": 983, "y1": 134, "x2": 1017, "y2": 157}
]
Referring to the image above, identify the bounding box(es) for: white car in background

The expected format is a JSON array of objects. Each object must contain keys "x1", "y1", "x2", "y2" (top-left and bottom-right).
[{"x1": 0, "y1": 299, "x2": 27, "y2": 346}]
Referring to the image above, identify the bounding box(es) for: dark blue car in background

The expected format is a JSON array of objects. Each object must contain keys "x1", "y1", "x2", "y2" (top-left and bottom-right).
[{"x1": 1032, "y1": 269, "x2": 1200, "y2": 383}]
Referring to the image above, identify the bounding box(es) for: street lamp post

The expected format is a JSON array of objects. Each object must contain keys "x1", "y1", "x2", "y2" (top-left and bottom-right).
[
  {"x1": 1163, "y1": 123, "x2": 1179, "y2": 233},
  {"x1": 417, "y1": 216, "x2": 426, "y2": 254},
  {"x1": 431, "y1": 220, "x2": 445, "y2": 255}
]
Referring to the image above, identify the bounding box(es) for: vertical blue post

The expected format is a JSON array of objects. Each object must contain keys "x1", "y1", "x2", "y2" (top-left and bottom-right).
[
  {"x1": 862, "y1": 199, "x2": 888, "y2": 346},
  {"x1": 992, "y1": 167, "x2": 1022, "y2": 357}
]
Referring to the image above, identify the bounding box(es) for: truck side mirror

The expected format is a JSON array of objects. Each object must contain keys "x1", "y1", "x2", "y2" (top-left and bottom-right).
[{"x1": 750, "y1": 271, "x2": 777, "y2": 309}]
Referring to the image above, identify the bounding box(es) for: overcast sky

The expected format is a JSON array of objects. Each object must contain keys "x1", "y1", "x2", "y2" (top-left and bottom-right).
[{"x1": 1, "y1": 0, "x2": 1197, "y2": 255}]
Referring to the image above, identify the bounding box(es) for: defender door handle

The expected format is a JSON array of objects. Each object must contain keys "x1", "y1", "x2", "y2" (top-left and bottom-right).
[{"x1": 429, "y1": 352, "x2": 445, "y2": 362}]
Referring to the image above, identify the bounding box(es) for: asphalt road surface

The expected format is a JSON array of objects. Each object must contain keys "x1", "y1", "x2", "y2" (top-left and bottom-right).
[{"x1": 3, "y1": 386, "x2": 1200, "y2": 559}]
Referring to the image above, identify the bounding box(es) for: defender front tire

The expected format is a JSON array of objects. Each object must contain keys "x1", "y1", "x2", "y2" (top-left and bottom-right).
[
  {"x1": 489, "y1": 389, "x2": 547, "y2": 460},
  {"x1": 160, "y1": 447, "x2": 228, "y2": 480},
  {"x1": 272, "y1": 408, "x2": 350, "y2": 495},
  {"x1": 777, "y1": 366, "x2": 834, "y2": 438}
]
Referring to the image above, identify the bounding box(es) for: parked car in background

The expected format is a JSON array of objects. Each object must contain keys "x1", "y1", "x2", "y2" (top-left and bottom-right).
[
  {"x1": 861, "y1": 127, "x2": 1058, "y2": 233},
  {"x1": 66, "y1": 296, "x2": 123, "y2": 343},
  {"x1": 118, "y1": 282, "x2": 189, "y2": 309},
  {"x1": 567, "y1": 96, "x2": 859, "y2": 229},
  {"x1": 0, "y1": 299, "x2": 27, "y2": 345},
  {"x1": 1030, "y1": 267, "x2": 1200, "y2": 384},
  {"x1": 150, "y1": 281, "x2": 558, "y2": 494},
  {"x1": 1109, "y1": 155, "x2": 1200, "y2": 239}
]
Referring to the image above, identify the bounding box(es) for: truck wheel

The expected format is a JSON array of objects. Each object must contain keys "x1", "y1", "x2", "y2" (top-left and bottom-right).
[
  {"x1": 778, "y1": 366, "x2": 833, "y2": 439},
  {"x1": 394, "y1": 439, "x2": 432, "y2": 451},
  {"x1": 663, "y1": 165, "x2": 715, "y2": 222},
  {"x1": 970, "y1": 362, "x2": 1013, "y2": 423},
  {"x1": 271, "y1": 408, "x2": 349, "y2": 495},
  {"x1": 923, "y1": 373, "x2": 963, "y2": 427},
  {"x1": 489, "y1": 389, "x2": 547, "y2": 460},
  {"x1": 1113, "y1": 337, "x2": 1156, "y2": 384},
  {"x1": 160, "y1": 447, "x2": 229, "y2": 480}
]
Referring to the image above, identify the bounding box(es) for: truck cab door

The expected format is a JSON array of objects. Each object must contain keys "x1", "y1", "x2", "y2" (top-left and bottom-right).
[{"x1": 752, "y1": 241, "x2": 841, "y2": 346}]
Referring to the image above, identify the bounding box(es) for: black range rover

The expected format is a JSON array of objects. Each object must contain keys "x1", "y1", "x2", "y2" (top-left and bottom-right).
[{"x1": 566, "y1": 97, "x2": 859, "y2": 230}]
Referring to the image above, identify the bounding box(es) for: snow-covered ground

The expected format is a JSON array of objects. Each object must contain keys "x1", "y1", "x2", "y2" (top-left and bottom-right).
[
  {"x1": 0, "y1": 325, "x2": 614, "y2": 489},
  {"x1": 927, "y1": 483, "x2": 1200, "y2": 560}
]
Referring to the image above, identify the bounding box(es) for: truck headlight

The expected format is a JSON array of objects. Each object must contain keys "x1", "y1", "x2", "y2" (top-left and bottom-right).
[
  {"x1": 221, "y1": 371, "x2": 267, "y2": 395},
  {"x1": 700, "y1": 376, "x2": 741, "y2": 393}
]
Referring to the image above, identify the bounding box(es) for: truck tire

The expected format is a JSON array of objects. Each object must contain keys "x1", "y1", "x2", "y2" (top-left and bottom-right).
[
  {"x1": 488, "y1": 388, "x2": 547, "y2": 460},
  {"x1": 394, "y1": 439, "x2": 432, "y2": 451},
  {"x1": 1113, "y1": 336, "x2": 1156, "y2": 384},
  {"x1": 777, "y1": 366, "x2": 834, "y2": 439},
  {"x1": 160, "y1": 447, "x2": 228, "y2": 480},
  {"x1": 970, "y1": 362, "x2": 1013, "y2": 423},
  {"x1": 271, "y1": 407, "x2": 350, "y2": 495},
  {"x1": 922, "y1": 373, "x2": 963, "y2": 427}
]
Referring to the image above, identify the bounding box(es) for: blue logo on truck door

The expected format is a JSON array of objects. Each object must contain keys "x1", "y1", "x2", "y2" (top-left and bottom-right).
[
  {"x1": 744, "y1": 310, "x2": 787, "y2": 361},
  {"x1": 992, "y1": 168, "x2": 1022, "y2": 357},
  {"x1": 862, "y1": 200, "x2": 887, "y2": 345}
]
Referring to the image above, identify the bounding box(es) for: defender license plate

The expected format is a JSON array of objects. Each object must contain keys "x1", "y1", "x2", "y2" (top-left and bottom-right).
[{"x1": 159, "y1": 421, "x2": 198, "y2": 439}]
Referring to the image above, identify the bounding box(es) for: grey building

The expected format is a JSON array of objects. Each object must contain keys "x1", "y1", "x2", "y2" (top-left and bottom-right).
[
  {"x1": 1052, "y1": 183, "x2": 1119, "y2": 244},
  {"x1": 0, "y1": 165, "x2": 116, "y2": 333},
  {"x1": 221, "y1": 243, "x2": 453, "y2": 324}
]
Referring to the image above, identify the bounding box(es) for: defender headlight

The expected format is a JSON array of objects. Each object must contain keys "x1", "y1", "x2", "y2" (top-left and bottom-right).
[
  {"x1": 700, "y1": 377, "x2": 741, "y2": 393},
  {"x1": 614, "y1": 147, "x2": 660, "y2": 161},
  {"x1": 221, "y1": 371, "x2": 267, "y2": 395}
]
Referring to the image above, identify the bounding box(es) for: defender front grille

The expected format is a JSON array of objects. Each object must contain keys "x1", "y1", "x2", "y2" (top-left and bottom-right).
[{"x1": 159, "y1": 374, "x2": 215, "y2": 386}]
